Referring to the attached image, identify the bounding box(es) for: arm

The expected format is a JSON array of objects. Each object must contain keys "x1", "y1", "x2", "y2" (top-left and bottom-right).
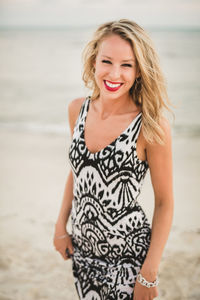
[
  {"x1": 55, "y1": 170, "x2": 74, "y2": 235},
  {"x1": 133, "y1": 117, "x2": 174, "y2": 299},
  {"x1": 140, "y1": 117, "x2": 174, "y2": 279},
  {"x1": 53, "y1": 97, "x2": 85, "y2": 260},
  {"x1": 54, "y1": 97, "x2": 85, "y2": 236}
]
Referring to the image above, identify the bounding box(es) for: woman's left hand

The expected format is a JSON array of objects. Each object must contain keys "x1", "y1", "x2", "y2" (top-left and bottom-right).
[{"x1": 133, "y1": 280, "x2": 158, "y2": 300}]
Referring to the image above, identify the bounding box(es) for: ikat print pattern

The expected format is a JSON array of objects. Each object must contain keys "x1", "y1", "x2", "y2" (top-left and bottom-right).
[{"x1": 68, "y1": 96, "x2": 151, "y2": 299}]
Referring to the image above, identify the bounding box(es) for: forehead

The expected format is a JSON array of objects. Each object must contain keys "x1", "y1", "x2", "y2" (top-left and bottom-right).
[{"x1": 97, "y1": 34, "x2": 135, "y2": 59}]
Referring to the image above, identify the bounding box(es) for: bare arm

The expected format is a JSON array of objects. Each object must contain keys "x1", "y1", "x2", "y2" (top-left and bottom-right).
[
  {"x1": 140, "y1": 117, "x2": 174, "y2": 279},
  {"x1": 53, "y1": 97, "x2": 85, "y2": 260},
  {"x1": 133, "y1": 117, "x2": 174, "y2": 299},
  {"x1": 54, "y1": 97, "x2": 85, "y2": 235},
  {"x1": 55, "y1": 170, "x2": 74, "y2": 234}
]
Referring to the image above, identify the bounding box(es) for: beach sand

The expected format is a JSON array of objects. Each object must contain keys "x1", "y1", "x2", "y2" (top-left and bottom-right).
[{"x1": 0, "y1": 127, "x2": 200, "y2": 300}]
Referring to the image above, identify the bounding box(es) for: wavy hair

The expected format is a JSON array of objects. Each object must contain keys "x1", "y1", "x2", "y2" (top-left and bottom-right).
[{"x1": 82, "y1": 19, "x2": 174, "y2": 145}]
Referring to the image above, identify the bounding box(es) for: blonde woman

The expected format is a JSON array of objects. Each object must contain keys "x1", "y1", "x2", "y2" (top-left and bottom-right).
[{"x1": 53, "y1": 19, "x2": 174, "y2": 300}]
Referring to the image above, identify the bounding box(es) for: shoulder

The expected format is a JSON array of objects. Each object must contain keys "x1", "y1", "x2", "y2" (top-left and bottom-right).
[
  {"x1": 157, "y1": 116, "x2": 172, "y2": 145},
  {"x1": 159, "y1": 115, "x2": 171, "y2": 134},
  {"x1": 145, "y1": 116, "x2": 172, "y2": 164},
  {"x1": 144, "y1": 116, "x2": 172, "y2": 148},
  {"x1": 68, "y1": 97, "x2": 85, "y2": 136},
  {"x1": 144, "y1": 116, "x2": 173, "y2": 206},
  {"x1": 68, "y1": 97, "x2": 85, "y2": 116}
]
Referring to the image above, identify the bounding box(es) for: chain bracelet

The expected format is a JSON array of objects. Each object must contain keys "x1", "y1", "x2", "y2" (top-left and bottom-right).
[
  {"x1": 137, "y1": 273, "x2": 159, "y2": 288},
  {"x1": 55, "y1": 234, "x2": 68, "y2": 239}
]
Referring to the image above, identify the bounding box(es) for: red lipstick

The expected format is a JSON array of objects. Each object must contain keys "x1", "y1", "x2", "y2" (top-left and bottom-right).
[{"x1": 103, "y1": 80, "x2": 123, "y2": 92}]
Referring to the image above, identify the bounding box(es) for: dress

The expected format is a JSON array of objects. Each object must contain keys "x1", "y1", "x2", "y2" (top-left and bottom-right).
[{"x1": 68, "y1": 96, "x2": 151, "y2": 300}]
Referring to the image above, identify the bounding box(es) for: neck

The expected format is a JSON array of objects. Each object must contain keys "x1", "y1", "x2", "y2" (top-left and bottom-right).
[{"x1": 93, "y1": 94, "x2": 137, "y2": 120}]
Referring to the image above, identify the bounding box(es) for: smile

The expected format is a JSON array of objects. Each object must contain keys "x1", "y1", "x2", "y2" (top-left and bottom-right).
[{"x1": 104, "y1": 80, "x2": 123, "y2": 91}]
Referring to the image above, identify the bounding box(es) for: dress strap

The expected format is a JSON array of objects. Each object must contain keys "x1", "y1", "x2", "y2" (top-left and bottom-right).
[
  {"x1": 130, "y1": 113, "x2": 142, "y2": 145},
  {"x1": 74, "y1": 96, "x2": 90, "y2": 128},
  {"x1": 135, "y1": 116, "x2": 142, "y2": 142}
]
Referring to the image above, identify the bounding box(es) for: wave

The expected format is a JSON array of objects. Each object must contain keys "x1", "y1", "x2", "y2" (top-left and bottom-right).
[
  {"x1": 0, "y1": 121, "x2": 70, "y2": 135},
  {"x1": 1, "y1": 121, "x2": 200, "y2": 138}
]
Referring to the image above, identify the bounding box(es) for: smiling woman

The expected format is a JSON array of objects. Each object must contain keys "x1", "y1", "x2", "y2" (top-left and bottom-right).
[{"x1": 53, "y1": 19, "x2": 174, "y2": 300}]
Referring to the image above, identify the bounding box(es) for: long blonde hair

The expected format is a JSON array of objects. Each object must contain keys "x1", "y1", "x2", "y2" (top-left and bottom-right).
[{"x1": 82, "y1": 19, "x2": 174, "y2": 145}]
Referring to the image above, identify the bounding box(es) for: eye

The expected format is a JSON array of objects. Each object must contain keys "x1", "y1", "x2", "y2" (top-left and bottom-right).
[
  {"x1": 102, "y1": 60, "x2": 111, "y2": 64},
  {"x1": 122, "y1": 64, "x2": 132, "y2": 67}
]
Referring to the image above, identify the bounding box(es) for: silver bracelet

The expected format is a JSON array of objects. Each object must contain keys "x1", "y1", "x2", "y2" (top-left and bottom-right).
[
  {"x1": 137, "y1": 273, "x2": 159, "y2": 288},
  {"x1": 55, "y1": 234, "x2": 68, "y2": 239}
]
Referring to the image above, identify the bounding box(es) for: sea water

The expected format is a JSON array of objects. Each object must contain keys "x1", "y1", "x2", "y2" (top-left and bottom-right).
[{"x1": 0, "y1": 27, "x2": 199, "y2": 137}]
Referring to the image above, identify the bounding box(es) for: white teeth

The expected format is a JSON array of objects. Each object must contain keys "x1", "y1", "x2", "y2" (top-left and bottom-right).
[{"x1": 105, "y1": 81, "x2": 121, "y2": 88}]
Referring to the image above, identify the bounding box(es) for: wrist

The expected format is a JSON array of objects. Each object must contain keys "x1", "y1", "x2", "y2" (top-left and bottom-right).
[
  {"x1": 137, "y1": 272, "x2": 159, "y2": 288},
  {"x1": 140, "y1": 264, "x2": 158, "y2": 282},
  {"x1": 54, "y1": 222, "x2": 67, "y2": 235},
  {"x1": 143, "y1": 254, "x2": 160, "y2": 273},
  {"x1": 55, "y1": 220, "x2": 67, "y2": 229},
  {"x1": 54, "y1": 233, "x2": 69, "y2": 239}
]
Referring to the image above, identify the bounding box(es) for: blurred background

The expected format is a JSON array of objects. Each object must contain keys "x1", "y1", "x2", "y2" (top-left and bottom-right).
[{"x1": 0, "y1": 0, "x2": 200, "y2": 299}]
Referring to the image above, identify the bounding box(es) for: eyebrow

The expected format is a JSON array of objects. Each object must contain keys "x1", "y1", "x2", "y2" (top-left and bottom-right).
[{"x1": 101, "y1": 55, "x2": 135, "y2": 62}]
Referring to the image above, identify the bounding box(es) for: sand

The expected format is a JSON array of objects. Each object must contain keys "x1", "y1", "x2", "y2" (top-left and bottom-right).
[{"x1": 0, "y1": 126, "x2": 200, "y2": 300}]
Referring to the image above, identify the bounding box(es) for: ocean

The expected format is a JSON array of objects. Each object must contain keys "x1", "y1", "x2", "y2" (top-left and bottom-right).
[{"x1": 0, "y1": 27, "x2": 200, "y2": 138}]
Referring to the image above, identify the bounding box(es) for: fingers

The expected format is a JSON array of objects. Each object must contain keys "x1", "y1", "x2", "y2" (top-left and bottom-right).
[
  {"x1": 67, "y1": 237, "x2": 74, "y2": 255},
  {"x1": 53, "y1": 233, "x2": 74, "y2": 261},
  {"x1": 65, "y1": 245, "x2": 74, "y2": 260},
  {"x1": 65, "y1": 247, "x2": 74, "y2": 259},
  {"x1": 57, "y1": 245, "x2": 73, "y2": 261}
]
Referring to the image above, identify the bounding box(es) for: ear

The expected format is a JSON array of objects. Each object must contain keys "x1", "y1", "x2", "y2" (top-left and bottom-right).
[
  {"x1": 93, "y1": 60, "x2": 96, "y2": 68},
  {"x1": 136, "y1": 69, "x2": 141, "y2": 78}
]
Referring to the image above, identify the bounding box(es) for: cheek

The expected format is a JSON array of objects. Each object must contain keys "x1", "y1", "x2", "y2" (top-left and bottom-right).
[
  {"x1": 94, "y1": 67, "x2": 107, "y2": 81},
  {"x1": 94, "y1": 70, "x2": 104, "y2": 87},
  {"x1": 127, "y1": 70, "x2": 137, "y2": 84}
]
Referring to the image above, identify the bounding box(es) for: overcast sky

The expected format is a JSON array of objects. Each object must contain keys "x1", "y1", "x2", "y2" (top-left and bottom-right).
[{"x1": 0, "y1": 0, "x2": 200, "y2": 29}]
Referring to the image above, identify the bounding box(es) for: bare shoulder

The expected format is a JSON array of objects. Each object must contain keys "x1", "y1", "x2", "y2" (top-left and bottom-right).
[
  {"x1": 68, "y1": 97, "x2": 85, "y2": 136},
  {"x1": 159, "y1": 116, "x2": 171, "y2": 137},
  {"x1": 145, "y1": 116, "x2": 172, "y2": 168},
  {"x1": 158, "y1": 116, "x2": 172, "y2": 145},
  {"x1": 68, "y1": 97, "x2": 85, "y2": 116},
  {"x1": 145, "y1": 117, "x2": 173, "y2": 206},
  {"x1": 145, "y1": 116, "x2": 171, "y2": 148}
]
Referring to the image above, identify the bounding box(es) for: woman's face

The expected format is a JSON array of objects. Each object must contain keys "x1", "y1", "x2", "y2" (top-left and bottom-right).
[{"x1": 93, "y1": 34, "x2": 139, "y2": 100}]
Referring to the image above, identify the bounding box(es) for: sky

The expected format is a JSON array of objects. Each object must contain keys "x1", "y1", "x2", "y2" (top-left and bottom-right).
[{"x1": 0, "y1": 0, "x2": 200, "y2": 29}]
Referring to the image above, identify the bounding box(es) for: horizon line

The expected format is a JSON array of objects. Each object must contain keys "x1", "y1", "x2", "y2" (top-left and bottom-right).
[{"x1": 0, "y1": 24, "x2": 200, "y2": 32}]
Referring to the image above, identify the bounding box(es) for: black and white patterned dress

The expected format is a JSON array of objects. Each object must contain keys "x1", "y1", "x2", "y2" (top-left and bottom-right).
[{"x1": 68, "y1": 96, "x2": 151, "y2": 300}]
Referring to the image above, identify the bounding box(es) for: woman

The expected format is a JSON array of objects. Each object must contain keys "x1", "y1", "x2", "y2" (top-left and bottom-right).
[{"x1": 53, "y1": 19, "x2": 174, "y2": 300}]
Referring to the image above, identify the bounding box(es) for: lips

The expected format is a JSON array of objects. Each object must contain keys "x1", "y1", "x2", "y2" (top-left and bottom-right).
[{"x1": 104, "y1": 80, "x2": 123, "y2": 92}]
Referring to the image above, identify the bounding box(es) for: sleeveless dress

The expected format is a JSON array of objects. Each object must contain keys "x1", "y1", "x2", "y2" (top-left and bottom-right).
[{"x1": 68, "y1": 96, "x2": 151, "y2": 300}]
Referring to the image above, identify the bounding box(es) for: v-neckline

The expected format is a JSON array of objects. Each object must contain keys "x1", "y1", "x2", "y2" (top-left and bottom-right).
[{"x1": 83, "y1": 97, "x2": 142, "y2": 155}]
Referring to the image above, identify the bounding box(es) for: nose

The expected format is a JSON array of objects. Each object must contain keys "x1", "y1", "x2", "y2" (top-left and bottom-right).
[{"x1": 109, "y1": 65, "x2": 121, "y2": 81}]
